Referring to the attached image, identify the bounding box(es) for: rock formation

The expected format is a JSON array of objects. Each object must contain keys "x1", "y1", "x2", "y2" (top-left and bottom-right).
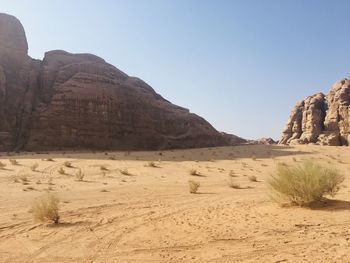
[
  {"x1": 280, "y1": 79, "x2": 350, "y2": 146},
  {"x1": 0, "y1": 13, "x2": 235, "y2": 151}
]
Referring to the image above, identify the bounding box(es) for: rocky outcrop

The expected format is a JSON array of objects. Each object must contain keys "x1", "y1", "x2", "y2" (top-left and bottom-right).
[
  {"x1": 280, "y1": 79, "x2": 350, "y2": 146},
  {"x1": 0, "y1": 13, "x2": 237, "y2": 151}
]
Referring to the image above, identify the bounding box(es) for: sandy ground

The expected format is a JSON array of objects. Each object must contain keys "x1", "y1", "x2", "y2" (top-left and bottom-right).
[{"x1": 0, "y1": 145, "x2": 349, "y2": 263}]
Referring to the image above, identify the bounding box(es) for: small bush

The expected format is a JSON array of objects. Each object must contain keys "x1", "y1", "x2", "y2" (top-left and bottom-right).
[
  {"x1": 31, "y1": 163, "x2": 39, "y2": 171},
  {"x1": 227, "y1": 177, "x2": 241, "y2": 189},
  {"x1": 120, "y1": 168, "x2": 130, "y2": 176},
  {"x1": 75, "y1": 169, "x2": 85, "y2": 181},
  {"x1": 32, "y1": 193, "x2": 60, "y2": 224},
  {"x1": 268, "y1": 161, "x2": 344, "y2": 206},
  {"x1": 251, "y1": 155, "x2": 257, "y2": 161},
  {"x1": 100, "y1": 165, "x2": 108, "y2": 171},
  {"x1": 188, "y1": 180, "x2": 200, "y2": 194},
  {"x1": 0, "y1": 161, "x2": 6, "y2": 169},
  {"x1": 9, "y1": 159, "x2": 19, "y2": 165},
  {"x1": 58, "y1": 167, "x2": 65, "y2": 175},
  {"x1": 229, "y1": 170, "x2": 237, "y2": 177},
  {"x1": 45, "y1": 158, "x2": 54, "y2": 162},
  {"x1": 248, "y1": 175, "x2": 258, "y2": 182},
  {"x1": 189, "y1": 169, "x2": 200, "y2": 176},
  {"x1": 147, "y1": 161, "x2": 158, "y2": 168},
  {"x1": 64, "y1": 161, "x2": 72, "y2": 168}
]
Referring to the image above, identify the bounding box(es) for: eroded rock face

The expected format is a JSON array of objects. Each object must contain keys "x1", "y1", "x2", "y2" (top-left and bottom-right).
[
  {"x1": 280, "y1": 79, "x2": 350, "y2": 146},
  {"x1": 0, "y1": 13, "x2": 233, "y2": 151}
]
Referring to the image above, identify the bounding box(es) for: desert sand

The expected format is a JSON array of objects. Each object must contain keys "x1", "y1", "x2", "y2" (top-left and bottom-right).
[{"x1": 0, "y1": 145, "x2": 349, "y2": 263}]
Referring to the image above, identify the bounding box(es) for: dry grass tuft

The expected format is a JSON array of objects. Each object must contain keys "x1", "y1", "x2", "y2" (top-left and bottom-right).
[
  {"x1": 31, "y1": 163, "x2": 39, "y2": 172},
  {"x1": 147, "y1": 161, "x2": 158, "y2": 168},
  {"x1": 75, "y1": 169, "x2": 85, "y2": 181},
  {"x1": 227, "y1": 177, "x2": 242, "y2": 189},
  {"x1": 32, "y1": 193, "x2": 60, "y2": 224},
  {"x1": 100, "y1": 165, "x2": 109, "y2": 171},
  {"x1": 58, "y1": 167, "x2": 65, "y2": 175},
  {"x1": 120, "y1": 168, "x2": 131, "y2": 176},
  {"x1": 189, "y1": 169, "x2": 201, "y2": 176},
  {"x1": 268, "y1": 160, "x2": 344, "y2": 206},
  {"x1": 248, "y1": 175, "x2": 258, "y2": 182},
  {"x1": 9, "y1": 159, "x2": 19, "y2": 165},
  {"x1": 64, "y1": 161, "x2": 73, "y2": 168},
  {"x1": 188, "y1": 180, "x2": 200, "y2": 194},
  {"x1": 0, "y1": 161, "x2": 6, "y2": 169}
]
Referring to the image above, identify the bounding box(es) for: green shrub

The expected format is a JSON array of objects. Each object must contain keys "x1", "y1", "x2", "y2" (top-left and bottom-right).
[{"x1": 268, "y1": 161, "x2": 344, "y2": 206}]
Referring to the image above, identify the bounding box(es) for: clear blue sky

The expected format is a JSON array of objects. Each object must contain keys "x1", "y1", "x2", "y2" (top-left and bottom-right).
[{"x1": 2, "y1": 0, "x2": 350, "y2": 140}]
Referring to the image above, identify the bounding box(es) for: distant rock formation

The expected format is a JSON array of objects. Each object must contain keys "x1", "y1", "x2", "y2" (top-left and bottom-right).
[
  {"x1": 248, "y1": 138, "x2": 277, "y2": 145},
  {"x1": 0, "y1": 13, "x2": 239, "y2": 151},
  {"x1": 280, "y1": 79, "x2": 350, "y2": 146}
]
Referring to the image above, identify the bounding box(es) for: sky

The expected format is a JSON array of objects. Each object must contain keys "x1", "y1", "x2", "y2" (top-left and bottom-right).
[{"x1": 1, "y1": 0, "x2": 350, "y2": 140}]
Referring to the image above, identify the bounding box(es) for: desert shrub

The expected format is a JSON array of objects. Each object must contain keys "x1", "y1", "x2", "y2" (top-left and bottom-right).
[
  {"x1": 32, "y1": 193, "x2": 60, "y2": 224},
  {"x1": 227, "y1": 177, "x2": 241, "y2": 189},
  {"x1": 120, "y1": 168, "x2": 130, "y2": 176},
  {"x1": 229, "y1": 170, "x2": 237, "y2": 177},
  {"x1": 58, "y1": 167, "x2": 65, "y2": 175},
  {"x1": 188, "y1": 180, "x2": 200, "y2": 194},
  {"x1": 9, "y1": 159, "x2": 19, "y2": 165},
  {"x1": 268, "y1": 161, "x2": 344, "y2": 206},
  {"x1": 189, "y1": 169, "x2": 200, "y2": 176},
  {"x1": 147, "y1": 161, "x2": 158, "y2": 168},
  {"x1": 248, "y1": 175, "x2": 258, "y2": 182},
  {"x1": 64, "y1": 161, "x2": 72, "y2": 168},
  {"x1": 75, "y1": 169, "x2": 85, "y2": 181},
  {"x1": 251, "y1": 155, "x2": 257, "y2": 161},
  {"x1": 31, "y1": 163, "x2": 39, "y2": 171},
  {"x1": 45, "y1": 158, "x2": 54, "y2": 162},
  {"x1": 0, "y1": 161, "x2": 6, "y2": 169},
  {"x1": 100, "y1": 165, "x2": 108, "y2": 171}
]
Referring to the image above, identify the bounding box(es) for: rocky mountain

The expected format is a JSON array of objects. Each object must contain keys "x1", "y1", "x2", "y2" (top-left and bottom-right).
[
  {"x1": 0, "y1": 13, "x2": 236, "y2": 151},
  {"x1": 280, "y1": 78, "x2": 350, "y2": 146}
]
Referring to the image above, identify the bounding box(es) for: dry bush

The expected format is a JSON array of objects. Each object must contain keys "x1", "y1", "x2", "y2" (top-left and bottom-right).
[
  {"x1": 147, "y1": 161, "x2": 158, "y2": 168},
  {"x1": 75, "y1": 169, "x2": 85, "y2": 181},
  {"x1": 188, "y1": 180, "x2": 200, "y2": 194},
  {"x1": 0, "y1": 161, "x2": 6, "y2": 169},
  {"x1": 120, "y1": 168, "x2": 130, "y2": 176},
  {"x1": 251, "y1": 155, "x2": 257, "y2": 161},
  {"x1": 189, "y1": 169, "x2": 200, "y2": 176},
  {"x1": 227, "y1": 177, "x2": 241, "y2": 189},
  {"x1": 58, "y1": 167, "x2": 65, "y2": 175},
  {"x1": 268, "y1": 161, "x2": 344, "y2": 206},
  {"x1": 100, "y1": 165, "x2": 109, "y2": 171},
  {"x1": 248, "y1": 175, "x2": 258, "y2": 182},
  {"x1": 229, "y1": 170, "x2": 237, "y2": 177},
  {"x1": 45, "y1": 158, "x2": 54, "y2": 162},
  {"x1": 31, "y1": 163, "x2": 39, "y2": 171},
  {"x1": 64, "y1": 161, "x2": 72, "y2": 168},
  {"x1": 9, "y1": 159, "x2": 19, "y2": 165},
  {"x1": 32, "y1": 193, "x2": 60, "y2": 224}
]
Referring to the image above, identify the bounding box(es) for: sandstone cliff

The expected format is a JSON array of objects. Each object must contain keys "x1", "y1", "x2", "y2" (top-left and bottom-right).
[
  {"x1": 280, "y1": 79, "x2": 350, "y2": 146},
  {"x1": 0, "y1": 13, "x2": 235, "y2": 151}
]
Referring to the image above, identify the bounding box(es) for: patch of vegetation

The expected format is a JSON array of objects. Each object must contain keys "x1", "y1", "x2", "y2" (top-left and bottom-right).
[
  {"x1": 58, "y1": 167, "x2": 65, "y2": 175},
  {"x1": 31, "y1": 163, "x2": 39, "y2": 171},
  {"x1": 0, "y1": 161, "x2": 6, "y2": 169},
  {"x1": 188, "y1": 180, "x2": 200, "y2": 194},
  {"x1": 248, "y1": 175, "x2": 258, "y2": 182},
  {"x1": 9, "y1": 159, "x2": 19, "y2": 165},
  {"x1": 64, "y1": 161, "x2": 73, "y2": 168},
  {"x1": 227, "y1": 177, "x2": 242, "y2": 189},
  {"x1": 32, "y1": 193, "x2": 60, "y2": 224},
  {"x1": 120, "y1": 168, "x2": 130, "y2": 176},
  {"x1": 189, "y1": 169, "x2": 201, "y2": 176},
  {"x1": 75, "y1": 169, "x2": 85, "y2": 181},
  {"x1": 268, "y1": 161, "x2": 344, "y2": 206}
]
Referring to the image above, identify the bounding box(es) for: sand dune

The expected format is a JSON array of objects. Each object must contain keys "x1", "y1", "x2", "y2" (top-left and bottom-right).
[{"x1": 0, "y1": 145, "x2": 349, "y2": 262}]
